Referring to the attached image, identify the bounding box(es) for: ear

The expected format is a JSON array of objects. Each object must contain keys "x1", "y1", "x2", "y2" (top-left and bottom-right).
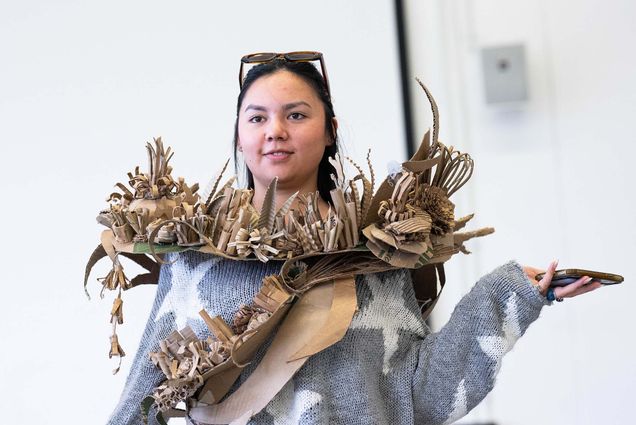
[
  {"x1": 237, "y1": 140, "x2": 243, "y2": 152},
  {"x1": 328, "y1": 117, "x2": 339, "y2": 145}
]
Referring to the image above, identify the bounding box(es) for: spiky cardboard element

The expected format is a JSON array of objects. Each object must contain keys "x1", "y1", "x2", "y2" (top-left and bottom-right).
[{"x1": 85, "y1": 81, "x2": 494, "y2": 424}]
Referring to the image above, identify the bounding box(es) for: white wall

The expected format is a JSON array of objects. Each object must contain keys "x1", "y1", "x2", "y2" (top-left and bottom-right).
[
  {"x1": 405, "y1": 0, "x2": 636, "y2": 424},
  {"x1": 0, "y1": 1, "x2": 406, "y2": 423},
  {"x1": 5, "y1": 1, "x2": 633, "y2": 424}
]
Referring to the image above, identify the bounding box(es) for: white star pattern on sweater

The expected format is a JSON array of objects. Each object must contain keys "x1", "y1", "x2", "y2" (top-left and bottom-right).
[
  {"x1": 349, "y1": 273, "x2": 426, "y2": 374},
  {"x1": 443, "y1": 378, "x2": 467, "y2": 425},
  {"x1": 154, "y1": 256, "x2": 218, "y2": 328},
  {"x1": 265, "y1": 381, "x2": 322, "y2": 424},
  {"x1": 477, "y1": 292, "x2": 522, "y2": 373}
]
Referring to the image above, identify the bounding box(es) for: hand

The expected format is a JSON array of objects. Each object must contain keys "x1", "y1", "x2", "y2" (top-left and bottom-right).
[{"x1": 523, "y1": 260, "x2": 602, "y2": 300}]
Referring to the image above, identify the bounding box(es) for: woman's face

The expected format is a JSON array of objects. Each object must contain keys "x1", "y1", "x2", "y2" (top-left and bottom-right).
[{"x1": 237, "y1": 70, "x2": 333, "y2": 193}]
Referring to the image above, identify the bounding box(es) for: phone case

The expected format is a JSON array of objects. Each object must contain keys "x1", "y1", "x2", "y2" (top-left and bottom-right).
[{"x1": 535, "y1": 268, "x2": 624, "y2": 286}]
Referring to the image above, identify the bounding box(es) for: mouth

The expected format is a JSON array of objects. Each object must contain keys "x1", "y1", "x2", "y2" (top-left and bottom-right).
[{"x1": 264, "y1": 150, "x2": 293, "y2": 158}]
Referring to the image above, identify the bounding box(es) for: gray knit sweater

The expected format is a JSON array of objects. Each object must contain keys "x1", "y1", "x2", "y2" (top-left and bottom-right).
[{"x1": 107, "y1": 251, "x2": 548, "y2": 425}]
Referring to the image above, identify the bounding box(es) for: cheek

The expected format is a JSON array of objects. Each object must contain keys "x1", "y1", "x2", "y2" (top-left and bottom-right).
[
  {"x1": 237, "y1": 127, "x2": 260, "y2": 154},
  {"x1": 306, "y1": 128, "x2": 331, "y2": 159}
]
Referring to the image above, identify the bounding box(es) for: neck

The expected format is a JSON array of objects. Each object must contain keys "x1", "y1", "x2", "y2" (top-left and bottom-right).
[{"x1": 251, "y1": 178, "x2": 330, "y2": 218}]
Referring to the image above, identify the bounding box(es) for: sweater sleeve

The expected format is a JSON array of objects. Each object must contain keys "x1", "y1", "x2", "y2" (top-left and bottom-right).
[
  {"x1": 107, "y1": 259, "x2": 177, "y2": 425},
  {"x1": 412, "y1": 260, "x2": 549, "y2": 424}
]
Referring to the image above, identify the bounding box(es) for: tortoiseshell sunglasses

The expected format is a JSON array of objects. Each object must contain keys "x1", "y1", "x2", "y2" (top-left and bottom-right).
[{"x1": 239, "y1": 51, "x2": 331, "y2": 97}]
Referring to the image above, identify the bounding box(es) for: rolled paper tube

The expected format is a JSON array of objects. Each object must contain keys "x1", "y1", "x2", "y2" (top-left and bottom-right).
[
  {"x1": 199, "y1": 310, "x2": 235, "y2": 344},
  {"x1": 216, "y1": 228, "x2": 232, "y2": 252},
  {"x1": 254, "y1": 278, "x2": 290, "y2": 311},
  {"x1": 111, "y1": 297, "x2": 124, "y2": 324},
  {"x1": 226, "y1": 211, "x2": 247, "y2": 255},
  {"x1": 112, "y1": 223, "x2": 135, "y2": 243},
  {"x1": 219, "y1": 187, "x2": 233, "y2": 212},
  {"x1": 159, "y1": 339, "x2": 169, "y2": 355},
  {"x1": 156, "y1": 226, "x2": 177, "y2": 243},
  {"x1": 253, "y1": 292, "x2": 279, "y2": 313},
  {"x1": 227, "y1": 193, "x2": 242, "y2": 218},
  {"x1": 124, "y1": 210, "x2": 141, "y2": 234},
  {"x1": 109, "y1": 334, "x2": 125, "y2": 358},
  {"x1": 170, "y1": 359, "x2": 179, "y2": 379}
]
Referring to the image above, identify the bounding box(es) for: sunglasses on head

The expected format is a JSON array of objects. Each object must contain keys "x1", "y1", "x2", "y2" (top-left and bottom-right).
[{"x1": 239, "y1": 51, "x2": 331, "y2": 97}]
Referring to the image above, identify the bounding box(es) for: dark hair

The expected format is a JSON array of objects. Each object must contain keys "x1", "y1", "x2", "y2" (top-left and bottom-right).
[{"x1": 233, "y1": 59, "x2": 339, "y2": 204}]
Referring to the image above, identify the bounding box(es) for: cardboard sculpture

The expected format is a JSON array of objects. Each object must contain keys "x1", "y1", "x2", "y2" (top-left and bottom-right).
[{"x1": 85, "y1": 81, "x2": 494, "y2": 425}]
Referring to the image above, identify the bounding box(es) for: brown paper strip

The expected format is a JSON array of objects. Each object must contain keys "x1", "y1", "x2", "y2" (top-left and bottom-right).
[
  {"x1": 84, "y1": 244, "x2": 107, "y2": 298},
  {"x1": 288, "y1": 276, "x2": 357, "y2": 361},
  {"x1": 200, "y1": 311, "x2": 235, "y2": 345},
  {"x1": 197, "y1": 366, "x2": 244, "y2": 405},
  {"x1": 100, "y1": 230, "x2": 118, "y2": 262}
]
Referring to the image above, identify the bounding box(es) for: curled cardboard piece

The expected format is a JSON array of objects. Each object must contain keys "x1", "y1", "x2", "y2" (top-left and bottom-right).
[
  {"x1": 84, "y1": 230, "x2": 163, "y2": 298},
  {"x1": 144, "y1": 277, "x2": 295, "y2": 422},
  {"x1": 195, "y1": 294, "x2": 296, "y2": 405},
  {"x1": 364, "y1": 233, "x2": 434, "y2": 269},
  {"x1": 188, "y1": 276, "x2": 357, "y2": 425},
  {"x1": 196, "y1": 276, "x2": 296, "y2": 404}
]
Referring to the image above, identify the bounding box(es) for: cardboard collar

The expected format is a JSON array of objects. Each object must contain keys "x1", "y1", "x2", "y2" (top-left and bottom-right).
[{"x1": 85, "y1": 81, "x2": 494, "y2": 425}]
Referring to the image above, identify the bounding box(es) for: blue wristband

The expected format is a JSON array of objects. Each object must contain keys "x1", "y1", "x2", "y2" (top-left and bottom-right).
[{"x1": 546, "y1": 287, "x2": 556, "y2": 302}]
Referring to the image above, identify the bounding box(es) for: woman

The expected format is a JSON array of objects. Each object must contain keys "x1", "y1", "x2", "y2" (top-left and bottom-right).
[{"x1": 108, "y1": 52, "x2": 601, "y2": 425}]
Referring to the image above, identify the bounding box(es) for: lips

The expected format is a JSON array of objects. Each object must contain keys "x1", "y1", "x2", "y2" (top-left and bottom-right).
[{"x1": 264, "y1": 150, "x2": 293, "y2": 159}]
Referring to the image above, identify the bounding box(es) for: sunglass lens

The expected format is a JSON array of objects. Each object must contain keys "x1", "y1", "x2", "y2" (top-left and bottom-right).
[
  {"x1": 286, "y1": 52, "x2": 320, "y2": 61},
  {"x1": 244, "y1": 52, "x2": 278, "y2": 63}
]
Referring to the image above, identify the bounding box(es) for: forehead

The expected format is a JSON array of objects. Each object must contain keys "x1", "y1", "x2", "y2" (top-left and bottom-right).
[{"x1": 241, "y1": 70, "x2": 321, "y2": 105}]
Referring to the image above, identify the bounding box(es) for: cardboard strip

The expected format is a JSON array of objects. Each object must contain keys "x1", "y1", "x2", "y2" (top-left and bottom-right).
[
  {"x1": 188, "y1": 279, "x2": 348, "y2": 425},
  {"x1": 289, "y1": 276, "x2": 357, "y2": 361},
  {"x1": 196, "y1": 366, "x2": 243, "y2": 405},
  {"x1": 421, "y1": 263, "x2": 446, "y2": 318},
  {"x1": 84, "y1": 243, "x2": 107, "y2": 298},
  {"x1": 100, "y1": 229, "x2": 118, "y2": 262}
]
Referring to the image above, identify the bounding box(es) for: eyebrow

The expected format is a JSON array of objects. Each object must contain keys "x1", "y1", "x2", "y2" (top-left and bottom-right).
[{"x1": 244, "y1": 101, "x2": 312, "y2": 112}]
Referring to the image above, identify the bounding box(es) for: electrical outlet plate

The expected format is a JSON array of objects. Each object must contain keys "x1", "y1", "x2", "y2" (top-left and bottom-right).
[{"x1": 481, "y1": 44, "x2": 528, "y2": 103}]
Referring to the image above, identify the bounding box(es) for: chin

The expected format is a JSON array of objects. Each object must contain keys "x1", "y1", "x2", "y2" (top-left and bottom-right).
[
  {"x1": 257, "y1": 173, "x2": 301, "y2": 189},
  {"x1": 269, "y1": 173, "x2": 296, "y2": 186}
]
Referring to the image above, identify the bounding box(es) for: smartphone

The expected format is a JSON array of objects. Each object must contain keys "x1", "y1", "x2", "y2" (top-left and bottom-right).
[{"x1": 535, "y1": 269, "x2": 624, "y2": 287}]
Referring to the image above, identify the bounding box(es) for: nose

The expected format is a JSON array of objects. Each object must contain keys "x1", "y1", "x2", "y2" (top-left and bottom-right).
[{"x1": 265, "y1": 117, "x2": 288, "y2": 141}]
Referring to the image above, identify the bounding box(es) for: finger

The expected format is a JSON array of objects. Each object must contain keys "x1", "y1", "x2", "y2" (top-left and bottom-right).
[
  {"x1": 554, "y1": 276, "x2": 590, "y2": 298},
  {"x1": 569, "y1": 280, "x2": 603, "y2": 297},
  {"x1": 539, "y1": 260, "x2": 559, "y2": 292},
  {"x1": 555, "y1": 276, "x2": 592, "y2": 298}
]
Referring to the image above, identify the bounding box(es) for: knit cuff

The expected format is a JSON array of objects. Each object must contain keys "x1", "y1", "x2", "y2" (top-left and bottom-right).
[{"x1": 484, "y1": 260, "x2": 551, "y2": 311}]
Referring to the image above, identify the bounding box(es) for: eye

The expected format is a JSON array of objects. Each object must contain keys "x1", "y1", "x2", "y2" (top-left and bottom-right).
[
  {"x1": 288, "y1": 112, "x2": 306, "y2": 120},
  {"x1": 248, "y1": 115, "x2": 265, "y2": 123}
]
